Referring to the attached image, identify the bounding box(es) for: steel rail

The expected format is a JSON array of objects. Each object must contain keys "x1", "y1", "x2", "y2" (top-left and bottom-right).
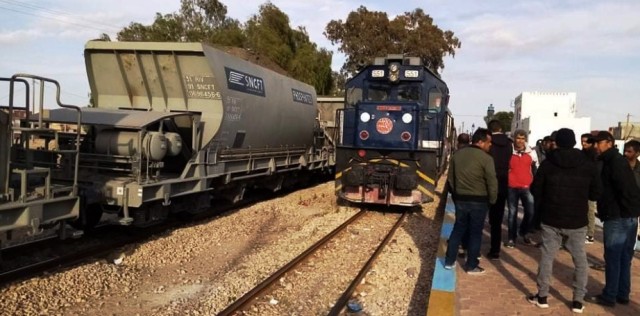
[
  {"x1": 328, "y1": 212, "x2": 408, "y2": 316},
  {"x1": 217, "y1": 209, "x2": 367, "y2": 316}
]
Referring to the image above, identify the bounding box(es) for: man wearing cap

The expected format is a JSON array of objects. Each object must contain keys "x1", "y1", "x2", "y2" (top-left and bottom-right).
[
  {"x1": 528, "y1": 128, "x2": 601, "y2": 313},
  {"x1": 587, "y1": 131, "x2": 640, "y2": 307}
]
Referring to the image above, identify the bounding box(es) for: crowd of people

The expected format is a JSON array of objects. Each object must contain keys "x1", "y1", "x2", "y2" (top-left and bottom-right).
[{"x1": 444, "y1": 120, "x2": 640, "y2": 314}]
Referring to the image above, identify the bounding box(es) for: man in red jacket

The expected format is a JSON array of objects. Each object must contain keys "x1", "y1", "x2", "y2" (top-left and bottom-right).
[{"x1": 505, "y1": 129, "x2": 538, "y2": 248}]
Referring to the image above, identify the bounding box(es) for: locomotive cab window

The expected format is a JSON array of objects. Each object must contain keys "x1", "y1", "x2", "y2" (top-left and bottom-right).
[
  {"x1": 397, "y1": 84, "x2": 421, "y2": 101},
  {"x1": 346, "y1": 87, "x2": 363, "y2": 106},
  {"x1": 366, "y1": 84, "x2": 389, "y2": 101},
  {"x1": 427, "y1": 90, "x2": 443, "y2": 113}
]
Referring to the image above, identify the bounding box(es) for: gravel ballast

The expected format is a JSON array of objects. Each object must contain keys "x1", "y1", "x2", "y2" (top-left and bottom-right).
[{"x1": 0, "y1": 181, "x2": 443, "y2": 316}]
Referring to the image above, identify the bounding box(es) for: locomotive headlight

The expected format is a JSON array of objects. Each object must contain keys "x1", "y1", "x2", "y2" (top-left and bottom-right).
[
  {"x1": 360, "y1": 112, "x2": 371, "y2": 123},
  {"x1": 388, "y1": 63, "x2": 400, "y2": 83},
  {"x1": 402, "y1": 113, "x2": 413, "y2": 124}
]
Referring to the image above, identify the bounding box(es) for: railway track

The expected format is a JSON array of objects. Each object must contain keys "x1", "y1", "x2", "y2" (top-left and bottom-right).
[
  {"x1": 217, "y1": 209, "x2": 408, "y2": 316},
  {"x1": 0, "y1": 183, "x2": 324, "y2": 286},
  {"x1": 0, "y1": 224, "x2": 171, "y2": 285}
]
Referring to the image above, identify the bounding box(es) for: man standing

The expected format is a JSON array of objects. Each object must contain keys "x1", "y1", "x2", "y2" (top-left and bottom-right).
[
  {"x1": 587, "y1": 131, "x2": 640, "y2": 307},
  {"x1": 457, "y1": 133, "x2": 470, "y2": 150},
  {"x1": 505, "y1": 129, "x2": 538, "y2": 248},
  {"x1": 444, "y1": 128, "x2": 497, "y2": 275},
  {"x1": 487, "y1": 119, "x2": 512, "y2": 260},
  {"x1": 622, "y1": 140, "x2": 640, "y2": 251},
  {"x1": 528, "y1": 128, "x2": 601, "y2": 313},
  {"x1": 581, "y1": 133, "x2": 598, "y2": 244},
  {"x1": 624, "y1": 139, "x2": 640, "y2": 188}
]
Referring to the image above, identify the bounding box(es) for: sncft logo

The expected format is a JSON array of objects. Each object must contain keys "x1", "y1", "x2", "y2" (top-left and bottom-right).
[{"x1": 225, "y1": 67, "x2": 266, "y2": 97}]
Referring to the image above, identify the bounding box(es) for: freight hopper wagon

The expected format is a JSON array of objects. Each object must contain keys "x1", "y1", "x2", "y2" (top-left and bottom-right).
[
  {"x1": 335, "y1": 55, "x2": 454, "y2": 206},
  {"x1": 5, "y1": 41, "x2": 334, "y2": 233}
]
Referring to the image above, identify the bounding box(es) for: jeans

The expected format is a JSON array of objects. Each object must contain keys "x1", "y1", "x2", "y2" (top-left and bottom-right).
[
  {"x1": 587, "y1": 200, "x2": 596, "y2": 236},
  {"x1": 536, "y1": 224, "x2": 588, "y2": 301},
  {"x1": 445, "y1": 200, "x2": 489, "y2": 270},
  {"x1": 489, "y1": 178, "x2": 508, "y2": 254},
  {"x1": 601, "y1": 217, "x2": 639, "y2": 302},
  {"x1": 507, "y1": 188, "x2": 534, "y2": 241}
]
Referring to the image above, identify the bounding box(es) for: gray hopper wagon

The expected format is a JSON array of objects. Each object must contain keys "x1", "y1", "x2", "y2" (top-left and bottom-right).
[{"x1": 1, "y1": 41, "x2": 338, "y2": 241}]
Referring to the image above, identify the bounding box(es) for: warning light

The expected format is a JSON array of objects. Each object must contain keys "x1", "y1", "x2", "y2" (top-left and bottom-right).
[{"x1": 358, "y1": 149, "x2": 366, "y2": 158}]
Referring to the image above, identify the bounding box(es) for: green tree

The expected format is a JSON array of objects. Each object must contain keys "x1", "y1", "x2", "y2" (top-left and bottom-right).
[
  {"x1": 485, "y1": 111, "x2": 514, "y2": 132},
  {"x1": 115, "y1": 0, "x2": 332, "y2": 94},
  {"x1": 324, "y1": 6, "x2": 461, "y2": 75}
]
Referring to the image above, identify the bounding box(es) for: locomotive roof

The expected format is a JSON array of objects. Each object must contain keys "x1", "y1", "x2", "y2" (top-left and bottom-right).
[{"x1": 33, "y1": 107, "x2": 192, "y2": 129}]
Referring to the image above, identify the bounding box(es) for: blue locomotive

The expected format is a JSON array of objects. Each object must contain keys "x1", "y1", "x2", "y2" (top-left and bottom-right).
[{"x1": 335, "y1": 55, "x2": 454, "y2": 206}]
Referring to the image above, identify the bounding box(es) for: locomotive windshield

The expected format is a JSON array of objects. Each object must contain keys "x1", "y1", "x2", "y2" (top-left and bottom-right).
[
  {"x1": 363, "y1": 82, "x2": 422, "y2": 103},
  {"x1": 366, "y1": 84, "x2": 389, "y2": 101}
]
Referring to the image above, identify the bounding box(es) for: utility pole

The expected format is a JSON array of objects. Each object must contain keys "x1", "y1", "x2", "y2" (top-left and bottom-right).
[{"x1": 624, "y1": 113, "x2": 632, "y2": 140}]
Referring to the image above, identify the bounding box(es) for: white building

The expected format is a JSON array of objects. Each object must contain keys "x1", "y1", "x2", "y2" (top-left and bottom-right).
[{"x1": 511, "y1": 92, "x2": 591, "y2": 147}]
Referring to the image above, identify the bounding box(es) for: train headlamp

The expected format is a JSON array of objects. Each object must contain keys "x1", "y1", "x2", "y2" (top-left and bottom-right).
[
  {"x1": 388, "y1": 63, "x2": 400, "y2": 83},
  {"x1": 402, "y1": 113, "x2": 413, "y2": 124},
  {"x1": 360, "y1": 112, "x2": 371, "y2": 123}
]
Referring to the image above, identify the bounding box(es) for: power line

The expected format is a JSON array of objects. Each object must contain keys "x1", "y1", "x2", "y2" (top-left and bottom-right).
[
  {"x1": 0, "y1": 0, "x2": 117, "y2": 28},
  {"x1": 0, "y1": 0, "x2": 121, "y2": 31},
  {"x1": 0, "y1": 2, "x2": 120, "y2": 33}
]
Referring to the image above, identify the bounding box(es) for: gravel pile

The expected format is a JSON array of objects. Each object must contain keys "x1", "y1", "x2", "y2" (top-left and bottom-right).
[{"x1": 0, "y1": 181, "x2": 443, "y2": 316}]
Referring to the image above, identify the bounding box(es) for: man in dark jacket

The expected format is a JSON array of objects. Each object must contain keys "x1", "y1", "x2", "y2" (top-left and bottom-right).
[
  {"x1": 487, "y1": 119, "x2": 513, "y2": 260},
  {"x1": 587, "y1": 131, "x2": 640, "y2": 307},
  {"x1": 581, "y1": 133, "x2": 598, "y2": 243},
  {"x1": 444, "y1": 128, "x2": 498, "y2": 275},
  {"x1": 528, "y1": 128, "x2": 601, "y2": 313}
]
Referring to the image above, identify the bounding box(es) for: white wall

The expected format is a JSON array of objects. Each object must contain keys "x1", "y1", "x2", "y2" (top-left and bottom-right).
[
  {"x1": 524, "y1": 117, "x2": 591, "y2": 148},
  {"x1": 512, "y1": 91, "x2": 590, "y2": 148}
]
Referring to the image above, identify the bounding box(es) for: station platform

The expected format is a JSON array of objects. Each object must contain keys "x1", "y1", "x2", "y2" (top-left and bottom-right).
[{"x1": 428, "y1": 194, "x2": 640, "y2": 316}]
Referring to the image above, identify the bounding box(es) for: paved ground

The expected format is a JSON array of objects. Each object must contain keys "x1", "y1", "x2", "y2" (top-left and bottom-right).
[{"x1": 455, "y1": 218, "x2": 640, "y2": 315}]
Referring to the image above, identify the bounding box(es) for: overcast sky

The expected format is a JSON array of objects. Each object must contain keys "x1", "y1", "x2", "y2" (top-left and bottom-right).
[{"x1": 1, "y1": 0, "x2": 639, "y2": 132}]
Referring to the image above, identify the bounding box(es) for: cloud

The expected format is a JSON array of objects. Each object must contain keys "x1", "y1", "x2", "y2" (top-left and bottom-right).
[{"x1": 458, "y1": 1, "x2": 640, "y2": 61}]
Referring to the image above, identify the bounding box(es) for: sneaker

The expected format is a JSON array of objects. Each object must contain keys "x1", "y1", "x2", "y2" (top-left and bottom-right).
[
  {"x1": 443, "y1": 261, "x2": 456, "y2": 270},
  {"x1": 487, "y1": 252, "x2": 500, "y2": 261},
  {"x1": 466, "y1": 266, "x2": 486, "y2": 275},
  {"x1": 527, "y1": 294, "x2": 549, "y2": 308},
  {"x1": 616, "y1": 297, "x2": 630, "y2": 305},
  {"x1": 571, "y1": 301, "x2": 584, "y2": 313},
  {"x1": 585, "y1": 294, "x2": 615, "y2": 307},
  {"x1": 505, "y1": 240, "x2": 515, "y2": 248},
  {"x1": 585, "y1": 236, "x2": 594, "y2": 244}
]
